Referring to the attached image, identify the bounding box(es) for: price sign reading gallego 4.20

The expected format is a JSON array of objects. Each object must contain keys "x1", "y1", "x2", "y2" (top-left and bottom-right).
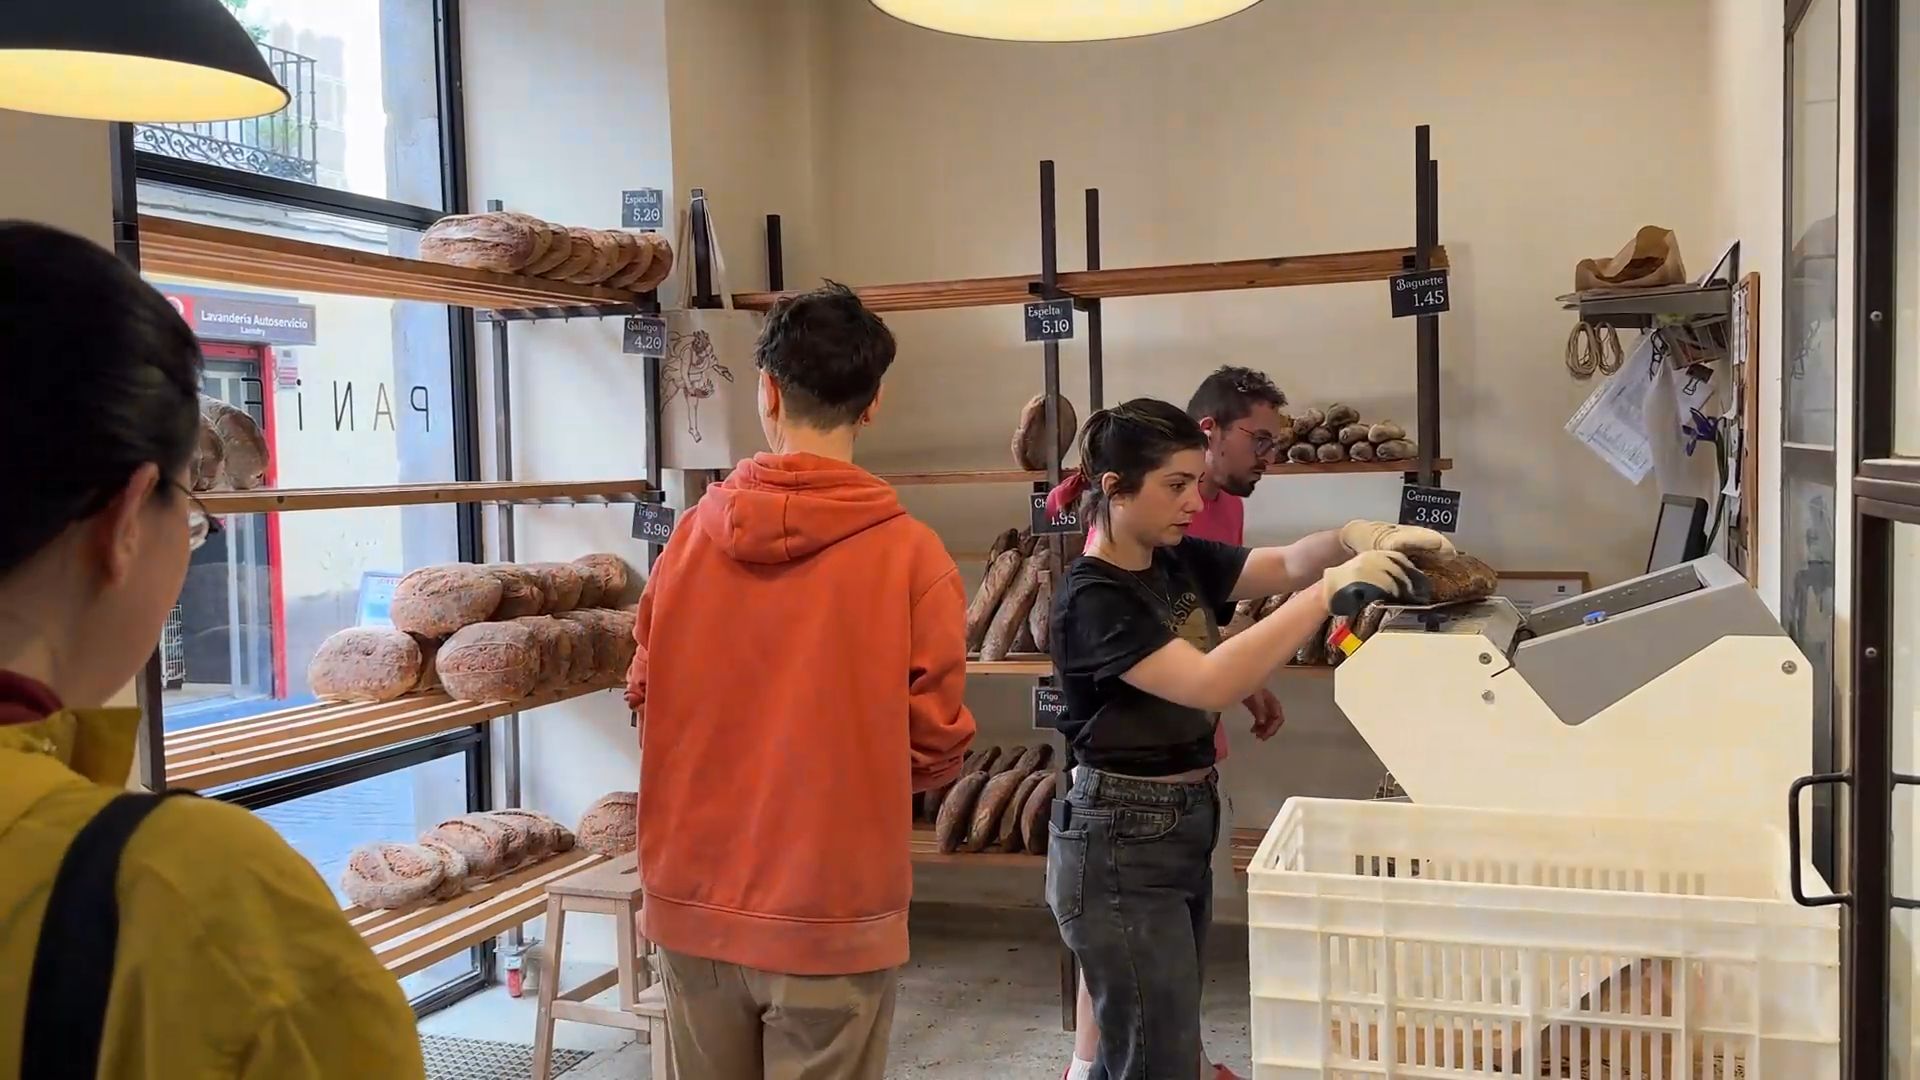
[
  {"x1": 1024, "y1": 299, "x2": 1074, "y2": 342},
  {"x1": 623, "y1": 315, "x2": 667, "y2": 359},
  {"x1": 1398, "y1": 484, "x2": 1462, "y2": 534},
  {"x1": 631, "y1": 502, "x2": 676, "y2": 545},
  {"x1": 1030, "y1": 491, "x2": 1080, "y2": 535}
]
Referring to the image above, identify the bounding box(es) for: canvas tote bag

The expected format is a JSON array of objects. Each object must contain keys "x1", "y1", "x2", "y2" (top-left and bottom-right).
[{"x1": 658, "y1": 195, "x2": 768, "y2": 470}]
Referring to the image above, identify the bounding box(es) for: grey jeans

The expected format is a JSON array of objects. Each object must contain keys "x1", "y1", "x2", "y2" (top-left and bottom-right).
[{"x1": 1047, "y1": 767, "x2": 1219, "y2": 1080}]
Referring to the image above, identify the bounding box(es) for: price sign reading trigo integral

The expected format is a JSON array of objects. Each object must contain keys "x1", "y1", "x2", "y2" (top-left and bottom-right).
[
  {"x1": 621, "y1": 188, "x2": 664, "y2": 230},
  {"x1": 1032, "y1": 686, "x2": 1068, "y2": 730},
  {"x1": 1030, "y1": 491, "x2": 1080, "y2": 535},
  {"x1": 623, "y1": 315, "x2": 667, "y2": 358},
  {"x1": 631, "y1": 502, "x2": 676, "y2": 545},
  {"x1": 1024, "y1": 299, "x2": 1074, "y2": 342},
  {"x1": 1398, "y1": 484, "x2": 1462, "y2": 534},
  {"x1": 1389, "y1": 268, "x2": 1451, "y2": 318}
]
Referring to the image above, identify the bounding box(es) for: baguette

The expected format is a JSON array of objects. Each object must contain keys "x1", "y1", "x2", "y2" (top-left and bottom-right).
[
  {"x1": 966, "y1": 745, "x2": 1045, "y2": 852},
  {"x1": 985, "y1": 528, "x2": 1020, "y2": 568},
  {"x1": 966, "y1": 550, "x2": 1023, "y2": 653},
  {"x1": 1012, "y1": 618, "x2": 1037, "y2": 655},
  {"x1": 935, "y1": 772, "x2": 987, "y2": 853},
  {"x1": 1028, "y1": 569, "x2": 1055, "y2": 652},
  {"x1": 979, "y1": 553, "x2": 1046, "y2": 661},
  {"x1": 1020, "y1": 769, "x2": 1061, "y2": 855},
  {"x1": 927, "y1": 747, "x2": 996, "y2": 822}
]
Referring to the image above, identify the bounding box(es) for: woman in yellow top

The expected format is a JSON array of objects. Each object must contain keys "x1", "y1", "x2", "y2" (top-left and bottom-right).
[{"x1": 0, "y1": 221, "x2": 424, "y2": 1079}]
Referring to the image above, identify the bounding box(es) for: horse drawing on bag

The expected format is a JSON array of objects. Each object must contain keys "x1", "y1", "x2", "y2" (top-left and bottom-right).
[{"x1": 661, "y1": 328, "x2": 733, "y2": 443}]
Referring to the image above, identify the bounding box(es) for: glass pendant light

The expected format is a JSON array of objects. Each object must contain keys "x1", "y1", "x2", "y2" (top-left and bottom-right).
[
  {"x1": 869, "y1": 1, "x2": 1265, "y2": 42},
  {"x1": 0, "y1": 0, "x2": 289, "y2": 122}
]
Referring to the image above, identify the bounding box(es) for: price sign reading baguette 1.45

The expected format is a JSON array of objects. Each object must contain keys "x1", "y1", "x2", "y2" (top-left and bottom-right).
[
  {"x1": 631, "y1": 502, "x2": 676, "y2": 545},
  {"x1": 1030, "y1": 491, "x2": 1080, "y2": 536},
  {"x1": 1389, "y1": 268, "x2": 1451, "y2": 318},
  {"x1": 621, "y1": 188, "x2": 664, "y2": 230},
  {"x1": 1032, "y1": 685, "x2": 1068, "y2": 730},
  {"x1": 1398, "y1": 484, "x2": 1462, "y2": 534},
  {"x1": 622, "y1": 315, "x2": 667, "y2": 359},
  {"x1": 1024, "y1": 299, "x2": 1074, "y2": 342}
]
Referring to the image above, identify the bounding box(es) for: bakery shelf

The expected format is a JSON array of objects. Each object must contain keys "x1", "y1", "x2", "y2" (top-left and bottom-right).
[
  {"x1": 164, "y1": 679, "x2": 622, "y2": 790},
  {"x1": 139, "y1": 215, "x2": 646, "y2": 313},
  {"x1": 967, "y1": 657, "x2": 1053, "y2": 676},
  {"x1": 346, "y1": 848, "x2": 611, "y2": 978},
  {"x1": 907, "y1": 825, "x2": 1263, "y2": 871},
  {"x1": 196, "y1": 479, "x2": 653, "y2": 515},
  {"x1": 733, "y1": 246, "x2": 1449, "y2": 314},
  {"x1": 1265, "y1": 456, "x2": 1450, "y2": 476}
]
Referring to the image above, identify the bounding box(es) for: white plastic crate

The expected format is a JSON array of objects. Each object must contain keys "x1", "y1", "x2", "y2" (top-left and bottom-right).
[{"x1": 1246, "y1": 799, "x2": 1839, "y2": 1080}]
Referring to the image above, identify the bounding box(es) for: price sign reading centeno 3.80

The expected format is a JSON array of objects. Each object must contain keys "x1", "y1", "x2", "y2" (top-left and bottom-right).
[{"x1": 1397, "y1": 484, "x2": 1461, "y2": 534}]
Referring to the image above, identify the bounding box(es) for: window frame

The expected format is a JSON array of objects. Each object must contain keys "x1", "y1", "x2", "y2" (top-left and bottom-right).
[{"x1": 115, "y1": 0, "x2": 490, "y2": 1012}]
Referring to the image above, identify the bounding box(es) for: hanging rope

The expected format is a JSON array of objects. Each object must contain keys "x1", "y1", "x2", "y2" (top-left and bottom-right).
[{"x1": 1565, "y1": 321, "x2": 1625, "y2": 379}]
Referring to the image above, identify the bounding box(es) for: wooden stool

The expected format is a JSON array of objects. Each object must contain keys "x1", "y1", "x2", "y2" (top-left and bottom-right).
[{"x1": 531, "y1": 853, "x2": 664, "y2": 1080}]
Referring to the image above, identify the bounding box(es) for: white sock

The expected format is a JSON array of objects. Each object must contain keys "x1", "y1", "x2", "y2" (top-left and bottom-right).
[{"x1": 1064, "y1": 1057, "x2": 1095, "y2": 1080}]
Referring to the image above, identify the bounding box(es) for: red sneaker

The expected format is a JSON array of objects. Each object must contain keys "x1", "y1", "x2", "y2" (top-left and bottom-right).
[{"x1": 1212, "y1": 1066, "x2": 1244, "y2": 1080}]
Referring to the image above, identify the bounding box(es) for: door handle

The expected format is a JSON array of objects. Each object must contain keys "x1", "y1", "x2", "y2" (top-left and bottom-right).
[
  {"x1": 1789, "y1": 772, "x2": 1850, "y2": 908},
  {"x1": 1894, "y1": 773, "x2": 1920, "y2": 911}
]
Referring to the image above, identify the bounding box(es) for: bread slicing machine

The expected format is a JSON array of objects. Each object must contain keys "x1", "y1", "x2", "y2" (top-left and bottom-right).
[{"x1": 1334, "y1": 555, "x2": 1815, "y2": 839}]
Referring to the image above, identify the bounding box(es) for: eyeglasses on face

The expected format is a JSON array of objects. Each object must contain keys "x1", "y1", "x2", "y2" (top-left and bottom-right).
[
  {"x1": 169, "y1": 479, "x2": 223, "y2": 552},
  {"x1": 1230, "y1": 425, "x2": 1282, "y2": 460}
]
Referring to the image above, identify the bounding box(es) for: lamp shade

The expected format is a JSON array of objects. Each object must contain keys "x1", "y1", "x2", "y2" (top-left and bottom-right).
[
  {"x1": 0, "y1": 0, "x2": 289, "y2": 123},
  {"x1": 869, "y1": 1, "x2": 1265, "y2": 42}
]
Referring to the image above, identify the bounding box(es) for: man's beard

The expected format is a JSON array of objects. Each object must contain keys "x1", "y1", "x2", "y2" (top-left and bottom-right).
[{"x1": 1220, "y1": 470, "x2": 1260, "y2": 498}]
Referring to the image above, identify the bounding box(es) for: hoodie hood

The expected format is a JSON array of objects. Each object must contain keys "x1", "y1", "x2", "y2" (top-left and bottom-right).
[{"x1": 700, "y1": 452, "x2": 906, "y2": 564}]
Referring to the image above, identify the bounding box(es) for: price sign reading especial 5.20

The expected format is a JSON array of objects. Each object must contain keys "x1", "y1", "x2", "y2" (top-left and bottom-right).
[{"x1": 1398, "y1": 484, "x2": 1461, "y2": 534}]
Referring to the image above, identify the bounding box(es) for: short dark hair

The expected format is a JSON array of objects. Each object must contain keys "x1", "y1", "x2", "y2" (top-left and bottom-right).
[
  {"x1": 1, "y1": 221, "x2": 202, "y2": 577},
  {"x1": 1186, "y1": 365, "x2": 1286, "y2": 427},
  {"x1": 753, "y1": 281, "x2": 896, "y2": 429}
]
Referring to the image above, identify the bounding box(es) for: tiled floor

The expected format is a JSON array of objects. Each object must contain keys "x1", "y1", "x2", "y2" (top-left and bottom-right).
[{"x1": 423, "y1": 904, "x2": 1254, "y2": 1079}]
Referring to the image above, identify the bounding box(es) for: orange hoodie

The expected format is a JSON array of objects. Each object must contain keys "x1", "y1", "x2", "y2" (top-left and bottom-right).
[{"x1": 626, "y1": 452, "x2": 975, "y2": 976}]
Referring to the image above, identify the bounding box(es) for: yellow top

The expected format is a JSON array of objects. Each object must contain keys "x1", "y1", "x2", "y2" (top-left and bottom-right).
[{"x1": 0, "y1": 707, "x2": 424, "y2": 1079}]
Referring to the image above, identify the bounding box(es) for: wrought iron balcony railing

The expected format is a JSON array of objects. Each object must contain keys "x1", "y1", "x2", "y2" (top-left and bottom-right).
[{"x1": 135, "y1": 42, "x2": 320, "y2": 183}]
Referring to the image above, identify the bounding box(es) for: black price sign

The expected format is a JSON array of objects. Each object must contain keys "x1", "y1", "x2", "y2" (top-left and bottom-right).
[
  {"x1": 1389, "y1": 268, "x2": 1451, "y2": 318},
  {"x1": 621, "y1": 188, "x2": 665, "y2": 230},
  {"x1": 1398, "y1": 484, "x2": 1461, "y2": 533},
  {"x1": 631, "y1": 502, "x2": 676, "y2": 545},
  {"x1": 1023, "y1": 299, "x2": 1074, "y2": 342},
  {"x1": 1032, "y1": 686, "x2": 1068, "y2": 730},
  {"x1": 623, "y1": 315, "x2": 667, "y2": 358},
  {"x1": 1030, "y1": 491, "x2": 1080, "y2": 535}
]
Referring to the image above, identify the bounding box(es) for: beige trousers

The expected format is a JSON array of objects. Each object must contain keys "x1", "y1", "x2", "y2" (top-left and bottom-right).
[{"x1": 656, "y1": 948, "x2": 897, "y2": 1080}]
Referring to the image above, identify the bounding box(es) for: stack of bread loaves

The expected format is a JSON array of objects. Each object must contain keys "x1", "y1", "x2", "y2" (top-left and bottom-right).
[
  {"x1": 190, "y1": 394, "x2": 270, "y2": 491},
  {"x1": 340, "y1": 808, "x2": 575, "y2": 910},
  {"x1": 418, "y1": 211, "x2": 674, "y2": 293},
  {"x1": 918, "y1": 743, "x2": 1060, "y2": 856},
  {"x1": 966, "y1": 527, "x2": 1080, "y2": 661},
  {"x1": 307, "y1": 553, "x2": 640, "y2": 704},
  {"x1": 1278, "y1": 403, "x2": 1418, "y2": 466}
]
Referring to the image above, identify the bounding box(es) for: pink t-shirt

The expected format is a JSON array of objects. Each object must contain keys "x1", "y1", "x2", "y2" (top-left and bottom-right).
[{"x1": 1187, "y1": 488, "x2": 1245, "y2": 761}]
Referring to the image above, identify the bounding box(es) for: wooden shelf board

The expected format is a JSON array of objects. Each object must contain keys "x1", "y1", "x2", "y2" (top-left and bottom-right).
[
  {"x1": 196, "y1": 478, "x2": 652, "y2": 515},
  {"x1": 346, "y1": 848, "x2": 610, "y2": 977},
  {"x1": 1263, "y1": 457, "x2": 1450, "y2": 476},
  {"x1": 734, "y1": 246, "x2": 1449, "y2": 314},
  {"x1": 909, "y1": 828, "x2": 1043, "y2": 868},
  {"x1": 164, "y1": 679, "x2": 621, "y2": 790},
  {"x1": 140, "y1": 215, "x2": 645, "y2": 312},
  {"x1": 1230, "y1": 826, "x2": 1264, "y2": 874},
  {"x1": 967, "y1": 656, "x2": 1053, "y2": 676}
]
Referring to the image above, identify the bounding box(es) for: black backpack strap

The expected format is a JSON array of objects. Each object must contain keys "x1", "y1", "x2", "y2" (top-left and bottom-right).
[{"x1": 22, "y1": 790, "x2": 197, "y2": 1079}]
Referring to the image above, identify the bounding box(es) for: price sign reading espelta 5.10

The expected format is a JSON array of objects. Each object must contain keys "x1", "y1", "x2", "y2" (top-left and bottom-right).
[{"x1": 1023, "y1": 298, "x2": 1074, "y2": 342}]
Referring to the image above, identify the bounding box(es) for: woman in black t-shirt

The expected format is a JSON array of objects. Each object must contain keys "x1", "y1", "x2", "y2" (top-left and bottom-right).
[{"x1": 1042, "y1": 399, "x2": 1449, "y2": 1080}]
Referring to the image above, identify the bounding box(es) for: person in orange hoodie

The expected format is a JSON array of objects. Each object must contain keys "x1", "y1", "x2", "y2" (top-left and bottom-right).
[{"x1": 625, "y1": 281, "x2": 976, "y2": 1079}]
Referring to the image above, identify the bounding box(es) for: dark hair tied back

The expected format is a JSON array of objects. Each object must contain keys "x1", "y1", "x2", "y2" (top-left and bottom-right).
[
  {"x1": 1065, "y1": 398, "x2": 1206, "y2": 527},
  {"x1": 0, "y1": 221, "x2": 202, "y2": 577}
]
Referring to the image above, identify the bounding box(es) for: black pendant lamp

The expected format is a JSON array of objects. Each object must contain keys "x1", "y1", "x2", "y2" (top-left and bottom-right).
[{"x1": 0, "y1": 0, "x2": 289, "y2": 122}]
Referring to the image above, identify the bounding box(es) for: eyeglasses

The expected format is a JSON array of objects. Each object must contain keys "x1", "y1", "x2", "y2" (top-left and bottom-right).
[
  {"x1": 169, "y1": 479, "x2": 223, "y2": 552},
  {"x1": 1230, "y1": 425, "x2": 1282, "y2": 461}
]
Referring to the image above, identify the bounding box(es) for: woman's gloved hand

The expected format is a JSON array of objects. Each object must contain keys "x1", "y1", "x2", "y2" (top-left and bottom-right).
[
  {"x1": 1339, "y1": 519, "x2": 1457, "y2": 557},
  {"x1": 1322, "y1": 550, "x2": 1429, "y2": 617}
]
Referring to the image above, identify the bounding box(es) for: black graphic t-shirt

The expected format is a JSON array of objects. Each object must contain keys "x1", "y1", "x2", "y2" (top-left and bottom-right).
[{"x1": 1048, "y1": 537, "x2": 1249, "y2": 776}]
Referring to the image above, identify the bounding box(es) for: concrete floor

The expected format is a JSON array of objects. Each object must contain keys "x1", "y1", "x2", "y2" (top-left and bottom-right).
[{"x1": 423, "y1": 903, "x2": 1254, "y2": 1079}]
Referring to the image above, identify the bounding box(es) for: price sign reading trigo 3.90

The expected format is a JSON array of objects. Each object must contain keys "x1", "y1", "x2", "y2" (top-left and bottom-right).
[
  {"x1": 631, "y1": 502, "x2": 676, "y2": 545},
  {"x1": 1024, "y1": 299, "x2": 1074, "y2": 343},
  {"x1": 1398, "y1": 484, "x2": 1462, "y2": 534}
]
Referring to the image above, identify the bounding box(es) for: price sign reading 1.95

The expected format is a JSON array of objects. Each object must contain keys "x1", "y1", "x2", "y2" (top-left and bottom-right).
[
  {"x1": 1024, "y1": 299, "x2": 1075, "y2": 343},
  {"x1": 1397, "y1": 484, "x2": 1462, "y2": 534},
  {"x1": 1030, "y1": 492, "x2": 1080, "y2": 536},
  {"x1": 631, "y1": 502, "x2": 676, "y2": 545}
]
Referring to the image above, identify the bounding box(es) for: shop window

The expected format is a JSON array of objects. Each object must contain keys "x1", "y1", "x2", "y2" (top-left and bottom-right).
[
  {"x1": 142, "y1": 187, "x2": 460, "y2": 732},
  {"x1": 133, "y1": 0, "x2": 445, "y2": 209},
  {"x1": 1782, "y1": 0, "x2": 1840, "y2": 877}
]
